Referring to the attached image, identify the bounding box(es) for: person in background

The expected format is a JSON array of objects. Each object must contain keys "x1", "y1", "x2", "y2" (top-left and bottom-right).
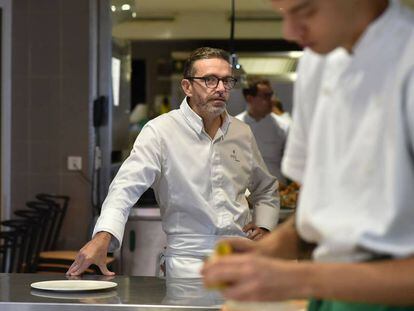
[
  {"x1": 236, "y1": 77, "x2": 289, "y2": 186},
  {"x1": 67, "y1": 47, "x2": 279, "y2": 278},
  {"x1": 203, "y1": 0, "x2": 414, "y2": 309},
  {"x1": 272, "y1": 97, "x2": 292, "y2": 126}
]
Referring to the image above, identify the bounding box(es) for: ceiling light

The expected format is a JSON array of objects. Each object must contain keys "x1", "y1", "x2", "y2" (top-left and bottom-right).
[
  {"x1": 132, "y1": 12, "x2": 137, "y2": 18},
  {"x1": 121, "y1": 4, "x2": 131, "y2": 11},
  {"x1": 111, "y1": 5, "x2": 116, "y2": 12}
]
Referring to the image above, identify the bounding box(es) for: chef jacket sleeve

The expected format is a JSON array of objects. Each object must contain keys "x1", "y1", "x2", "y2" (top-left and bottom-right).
[
  {"x1": 405, "y1": 68, "x2": 414, "y2": 159},
  {"x1": 281, "y1": 60, "x2": 310, "y2": 183},
  {"x1": 282, "y1": 50, "x2": 324, "y2": 183},
  {"x1": 93, "y1": 122, "x2": 163, "y2": 251},
  {"x1": 247, "y1": 133, "x2": 280, "y2": 231}
]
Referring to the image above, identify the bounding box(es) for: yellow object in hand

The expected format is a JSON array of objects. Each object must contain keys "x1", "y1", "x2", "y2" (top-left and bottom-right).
[
  {"x1": 215, "y1": 241, "x2": 233, "y2": 256},
  {"x1": 206, "y1": 241, "x2": 233, "y2": 290}
]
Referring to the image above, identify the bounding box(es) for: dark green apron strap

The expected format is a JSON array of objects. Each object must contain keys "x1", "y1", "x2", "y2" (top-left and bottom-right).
[{"x1": 308, "y1": 298, "x2": 414, "y2": 311}]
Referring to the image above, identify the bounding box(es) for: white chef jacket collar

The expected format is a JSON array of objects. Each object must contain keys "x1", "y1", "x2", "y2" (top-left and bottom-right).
[
  {"x1": 352, "y1": 0, "x2": 397, "y2": 56},
  {"x1": 180, "y1": 97, "x2": 231, "y2": 137}
]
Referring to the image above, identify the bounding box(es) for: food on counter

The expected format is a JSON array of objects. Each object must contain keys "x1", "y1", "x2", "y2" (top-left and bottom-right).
[{"x1": 280, "y1": 182, "x2": 300, "y2": 209}]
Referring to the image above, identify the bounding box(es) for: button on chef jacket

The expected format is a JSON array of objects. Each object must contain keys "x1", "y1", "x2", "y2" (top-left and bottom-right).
[
  {"x1": 282, "y1": 0, "x2": 414, "y2": 262},
  {"x1": 94, "y1": 97, "x2": 279, "y2": 277}
]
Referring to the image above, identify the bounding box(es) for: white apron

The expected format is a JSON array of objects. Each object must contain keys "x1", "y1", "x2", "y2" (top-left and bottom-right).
[{"x1": 165, "y1": 234, "x2": 243, "y2": 278}]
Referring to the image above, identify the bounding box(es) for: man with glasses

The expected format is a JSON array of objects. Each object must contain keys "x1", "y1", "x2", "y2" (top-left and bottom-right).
[
  {"x1": 67, "y1": 47, "x2": 279, "y2": 278},
  {"x1": 237, "y1": 77, "x2": 289, "y2": 186}
]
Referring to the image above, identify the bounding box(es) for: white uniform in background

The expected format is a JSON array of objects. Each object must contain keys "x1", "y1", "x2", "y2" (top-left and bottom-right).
[
  {"x1": 236, "y1": 111, "x2": 289, "y2": 185},
  {"x1": 94, "y1": 98, "x2": 279, "y2": 278},
  {"x1": 277, "y1": 112, "x2": 293, "y2": 127},
  {"x1": 282, "y1": 0, "x2": 414, "y2": 262}
]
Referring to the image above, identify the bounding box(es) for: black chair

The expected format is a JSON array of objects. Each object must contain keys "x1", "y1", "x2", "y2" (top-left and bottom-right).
[
  {"x1": 0, "y1": 194, "x2": 74, "y2": 273},
  {"x1": 33, "y1": 194, "x2": 114, "y2": 274},
  {"x1": 13, "y1": 207, "x2": 51, "y2": 272},
  {"x1": 35, "y1": 194, "x2": 69, "y2": 250},
  {"x1": 25, "y1": 200, "x2": 61, "y2": 253},
  {"x1": 0, "y1": 214, "x2": 42, "y2": 273},
  {"x1": 0, "y1": 230, "x2": 21, "y2": 272}
]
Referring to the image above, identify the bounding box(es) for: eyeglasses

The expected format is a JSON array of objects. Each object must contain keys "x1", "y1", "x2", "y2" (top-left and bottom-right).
[
  {"x1": 186, "y1": 75, "x2": 237, "y2": 90},
  {"x1": 256, "y1": 92, "x2": 274, "y2": 100}
]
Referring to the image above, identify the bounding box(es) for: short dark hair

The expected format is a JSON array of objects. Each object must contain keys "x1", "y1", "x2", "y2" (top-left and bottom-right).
[
  {"x1": 242, "y1": 76, "x2": 272, "y2": 98},
  {"x1": 272, "y1": 98, "x2": 284, "y2": 112},
  {"x1": 183, "y1": 47, "x2": 231, "y2": 78}
]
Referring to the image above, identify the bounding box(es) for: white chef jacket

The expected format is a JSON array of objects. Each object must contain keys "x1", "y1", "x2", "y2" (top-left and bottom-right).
[
  {"x1": 282, "y1": 0, "x2": 414, "y2": 262},
  {"x1": 236, "y1": 111, "x2": 288, "y2": 184},
  {"x1": 278, "y1": 112, "x2": 293, "y2": 127},
  {"x1": 94, "y1": 98, "x2": 279, "y2": 277}
]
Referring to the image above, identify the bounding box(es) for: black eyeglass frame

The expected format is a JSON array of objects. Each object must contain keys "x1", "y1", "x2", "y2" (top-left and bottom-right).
[
  {"x1": 185, "y1": 75, "x2": 238, "y2": 90},
  {"x1": 255, "y1": 91, "x2": 274, "y2": 100}
]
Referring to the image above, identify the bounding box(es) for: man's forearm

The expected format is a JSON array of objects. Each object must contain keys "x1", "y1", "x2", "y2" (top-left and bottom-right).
[
  {"x1": 258, "y1": 216, "x2": 314, "y2": 259},
  {"x1": 300, "y1": 257, "x2": 414, "y2": 305}
]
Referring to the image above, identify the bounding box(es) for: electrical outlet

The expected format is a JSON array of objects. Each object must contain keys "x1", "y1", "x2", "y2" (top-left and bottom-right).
[{"x1": 67, "y1": 156, "x2": 82, "y2": 171}]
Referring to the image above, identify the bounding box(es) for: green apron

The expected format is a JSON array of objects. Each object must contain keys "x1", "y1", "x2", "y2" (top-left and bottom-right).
[{"x1": 308, "y1": 299, "x2": 414, "y2": 311}]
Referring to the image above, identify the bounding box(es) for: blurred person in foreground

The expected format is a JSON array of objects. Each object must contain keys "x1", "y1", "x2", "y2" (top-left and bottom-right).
[
  {"x1": 202, "y1": 0, "x2": 414, "y2": 309},
  {"x1": 236, "y1": 77, "x2": 289, "y2": 186},
  {"x1": 67, "y1": 47, "x2": 279, "y2": 278}
]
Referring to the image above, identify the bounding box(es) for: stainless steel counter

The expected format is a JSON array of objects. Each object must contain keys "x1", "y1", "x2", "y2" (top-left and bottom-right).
[{"x1": 0, "y1": 273, "x2": 222, "y2": 310}]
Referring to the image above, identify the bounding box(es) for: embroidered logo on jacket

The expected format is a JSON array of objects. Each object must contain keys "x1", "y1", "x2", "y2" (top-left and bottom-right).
[{"x1": 230, "y1": 149, "x2": 240, "y2": 162}]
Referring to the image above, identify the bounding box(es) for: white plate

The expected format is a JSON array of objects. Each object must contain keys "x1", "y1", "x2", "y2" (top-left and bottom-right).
[{"x1": 30, "y1": 280, "x2": 117, "y2": 292}]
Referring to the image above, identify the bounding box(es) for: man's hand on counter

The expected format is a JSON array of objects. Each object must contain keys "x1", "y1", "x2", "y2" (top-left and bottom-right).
[
  {"x1": 243, "y1": 223, "x2": 269, "y2": 241},
  {"x1": 66, "y1": 231, "x2": 115, "y2": 276}
]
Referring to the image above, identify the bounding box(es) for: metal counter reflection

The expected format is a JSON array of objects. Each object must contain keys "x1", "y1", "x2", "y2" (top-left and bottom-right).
[
  {"x1": 162, "y1": 277, "x2": 224, "y2": 308},
  {"x1": 30, "y1": 289, "x2": 121, "y2": 304}
]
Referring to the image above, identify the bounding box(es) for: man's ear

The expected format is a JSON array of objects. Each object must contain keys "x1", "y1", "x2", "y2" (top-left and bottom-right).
[{"x1": 181, "y1": 79, "x2": 192, "y2": 97}]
